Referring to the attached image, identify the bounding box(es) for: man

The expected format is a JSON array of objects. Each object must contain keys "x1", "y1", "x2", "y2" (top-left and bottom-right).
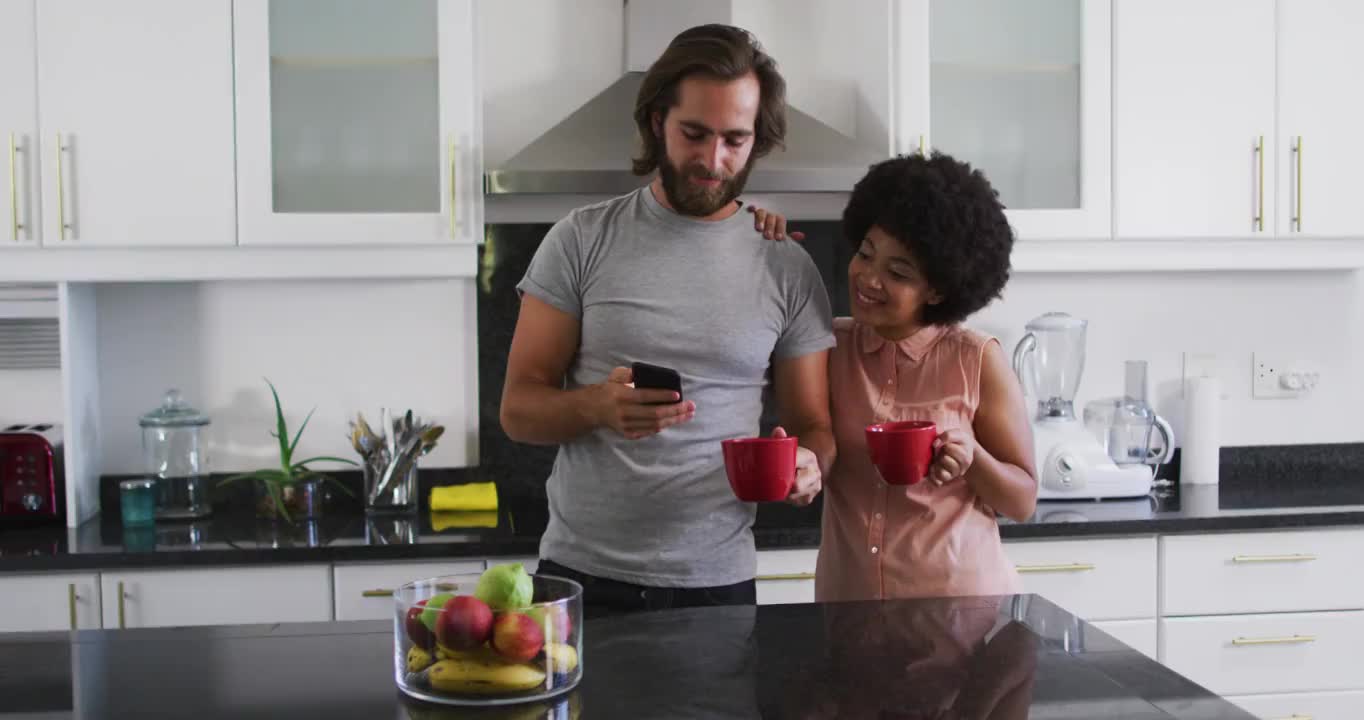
[{"x1": 499, "y1": 24, "x2": 835, "y2": 617}]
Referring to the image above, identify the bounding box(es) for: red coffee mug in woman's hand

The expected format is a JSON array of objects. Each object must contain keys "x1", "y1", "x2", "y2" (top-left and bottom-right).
[{"x1": 865, "y1": 421, "x2": 937, "y2": 485}]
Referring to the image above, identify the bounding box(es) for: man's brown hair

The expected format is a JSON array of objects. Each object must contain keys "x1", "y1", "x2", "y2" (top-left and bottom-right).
[{"x1": 631, "y1": 24, "x2": 787, "y2": 176}]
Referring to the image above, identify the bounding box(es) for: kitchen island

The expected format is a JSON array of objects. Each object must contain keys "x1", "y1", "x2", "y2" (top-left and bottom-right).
[{"x1": 1, "y1": 593, "x2": 1253, "y2": 719}]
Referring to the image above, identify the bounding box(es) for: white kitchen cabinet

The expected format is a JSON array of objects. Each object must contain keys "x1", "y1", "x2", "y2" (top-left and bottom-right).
[
  {"x1": 1004, "y1": 536, "x2": 1157, "y2": 621},
  {"x1": 1161, "y1": 610, "x2": 1364, "y2": 696},
  {"x1": 0, "y1": 0, "x2": 38, "y2": 248},
  {"x1": 896, "y1": 0, "x2": 1112, "y2": 240},
  {"x1": 1229, "y1": 690, "x2": 1364, "y2": 720},
  {"x1": 1089, "y1": 619, "x2": 1158, "y2": 661},
  {"x1": 0, "y1": 572, "x2": 101, "y2": 632},
  {"x1": 100, "y1": 565, "x2": 332, "y2": 629},
  {"x1": 1114, "y1": 0, "x2": 1277, "y2": 240},
  {"x1": 34, "y1": 0, "x2": 236, "y2": 247},
  {"x1": 233, "y1": 0, "x2": 482, "y2": 247},
  {"x1": 1276, "y1": 0, "x2": 1364, "y2": 238},
  {"x1": 755, "y1": 549, "x2": 817, "y2": 605},
  {"x1": 333, "y1": 559, "x2": 485, "y2": 620}
]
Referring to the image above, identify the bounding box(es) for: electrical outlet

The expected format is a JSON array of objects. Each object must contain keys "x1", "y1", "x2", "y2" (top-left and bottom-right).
[{"x1": 1252, "y1": 353, "x2": 1321, "y2": 398}]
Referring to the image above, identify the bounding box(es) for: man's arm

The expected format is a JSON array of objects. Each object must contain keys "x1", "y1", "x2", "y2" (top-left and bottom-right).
[
  {"x1": 772, "y1": 349, "x2": 836, "y2": 505},
  {"x1": 499, "y1": 295, "x2": 694, "y2": 445}
]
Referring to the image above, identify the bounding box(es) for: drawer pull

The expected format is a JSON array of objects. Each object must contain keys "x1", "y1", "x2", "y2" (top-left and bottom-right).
[
  {"x1": 1231, "y1": 634, "x2": 1316, "y2": 647},
  {"x1": 756, "y1": 572, "x2": 816, "y2": 582},
  {"x1": 68, "y1": 583, "x2": 78, "y2": 631},
  {"x1": 362, "y1": 589, "x2": 394, "y2": 598},
  {"x1": 1015, "y1": 563, "x2": 1096, "y2": 574},
  {"x1": 362, "y1": 581, "x2": 460, "y2": 598},
  {"x1": 1231, "y1": 553, "x2": 1317, "y2": 564}
]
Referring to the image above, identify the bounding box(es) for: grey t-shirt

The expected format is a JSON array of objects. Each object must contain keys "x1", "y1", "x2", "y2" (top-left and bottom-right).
[{"x1": 517, "y1": 186, "x2": 835, "y2": 587}]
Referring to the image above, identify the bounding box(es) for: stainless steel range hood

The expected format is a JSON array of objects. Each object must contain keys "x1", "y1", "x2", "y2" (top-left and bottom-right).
[{"x1": 483, "y1": 1, "x2": 887, "y2": 196}]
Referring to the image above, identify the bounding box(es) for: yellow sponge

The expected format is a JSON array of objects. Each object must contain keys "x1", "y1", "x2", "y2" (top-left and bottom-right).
[{"x1": 429, "y1": 482, "x2": 498, "y2": 512}]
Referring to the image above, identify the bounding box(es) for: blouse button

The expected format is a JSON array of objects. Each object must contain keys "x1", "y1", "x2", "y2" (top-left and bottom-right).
[
  {"x1": 874, "y1": 512, "x2": 882, "y2": 520},
  {"x1": 871, "y1": 546, "x2": 880, "y2": 554}
]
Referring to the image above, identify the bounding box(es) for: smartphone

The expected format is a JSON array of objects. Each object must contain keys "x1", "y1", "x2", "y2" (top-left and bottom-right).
[{"x1": 630, "y1": 361, "x2": 683, "y2": 404}]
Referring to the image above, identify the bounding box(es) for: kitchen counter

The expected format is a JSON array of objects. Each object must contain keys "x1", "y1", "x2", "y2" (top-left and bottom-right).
[
  {"x1": 1, "y1": 593, "x2": 1253, "y2": 719},
  {"x1": 2, "y1": 470, "x2": 1363, "y2": 572}
]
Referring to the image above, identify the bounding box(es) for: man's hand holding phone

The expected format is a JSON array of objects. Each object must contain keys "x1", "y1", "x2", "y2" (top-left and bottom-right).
[{"x1": 591, "y1": 365, "x2": 695, "y2": 440}]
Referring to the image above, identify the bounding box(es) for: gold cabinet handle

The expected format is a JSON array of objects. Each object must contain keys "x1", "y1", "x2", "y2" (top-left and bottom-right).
[
  {"x1": 55, "y1": 133, "x2": 70, "y2": 240},
  {"x1": 1016, "y1": 563, "x2": 1096, "y2": 574},
  {"x1": 1232, "y1": 553, "x2": 1317, "y2": 564},
  {"x1": 8, "y1": 133, "x2": 22, "y2": 242},
  {"x1": 117, "y1": 581, "x2": 126, "y2": 629},
  {"x1": 1253, "y1": 135, "x2": 1265, "y2": 232},
  {"x1": 1292, "y1": 136, "x2": 1303, "y2": 231},
  {"x1": 448, "y1": 137, "x2": 457, "y2": 239},
  {"x1": 362, "y1": 589, "x2": 395, "y2": 598},
  {"x1": 756, "y1": 572, "x2": 816, "y2": 582},
  {"x1": 68, "y1": 583, "x2": 78, "y2": 630},
  {"x1": 1231, "y1": 634, "x2": 1316, "y2": 647},
  {"x1": 917, "y1": 134, "x2": 926, "y2": 157}
]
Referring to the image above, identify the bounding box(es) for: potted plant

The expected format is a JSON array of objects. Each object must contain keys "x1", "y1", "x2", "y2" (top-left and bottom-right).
[{"x1": 220, "y1": 379, "x2": 356, "y2": 522}]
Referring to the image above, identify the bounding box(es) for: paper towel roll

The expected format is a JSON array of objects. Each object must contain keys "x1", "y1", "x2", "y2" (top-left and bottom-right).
[{"x1": 1182, "y1": 376, "x2": 1220, "y2": 485}]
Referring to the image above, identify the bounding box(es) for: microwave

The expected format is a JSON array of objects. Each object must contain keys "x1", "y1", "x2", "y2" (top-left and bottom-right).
[{"x1": 0, "y1": 423, "x2": 65, "y2": 521}]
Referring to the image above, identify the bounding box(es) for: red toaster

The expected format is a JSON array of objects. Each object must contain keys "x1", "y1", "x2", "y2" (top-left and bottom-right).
[{"x1": 0, "y1": 423, "x2": 65, "y2": 521}]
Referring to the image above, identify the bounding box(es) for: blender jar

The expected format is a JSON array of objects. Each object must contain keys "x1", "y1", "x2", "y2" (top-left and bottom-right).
[{"x1": 140, "y1": 389, "x2": 212, "y2": 519}]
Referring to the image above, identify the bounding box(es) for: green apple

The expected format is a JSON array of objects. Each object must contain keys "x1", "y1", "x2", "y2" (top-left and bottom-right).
[{"x1": 419, "y1": 592, "x2": 455, "y2": 632}]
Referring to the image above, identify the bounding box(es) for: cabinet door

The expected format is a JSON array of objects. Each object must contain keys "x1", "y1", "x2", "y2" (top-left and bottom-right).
[
  {"x1": 1277, "y1": 0, "x2": 1364, "y2": 238},
  {"x1": 0, "y1": 0, "x2": 38, "y2": 247},
  {"x1": 35, "y1": 0, "x2": 236, "y2": 247},
  {"x1": 1089, "y1": 619, "x2": 1157, "y2": 661},
  {"x1": 333, "y1": 559, "x2": 484, "y2": 621},
  {"x1": 1114, "y1": 0, "x2": 1277, "y2": 239},
  {"x1": 0, "y1": 572, "x2": 101, "y2": 632},
  {"x1": 1004, "y1": 536, "x2": 1157, "y2": 621},
  {"x1": 233, "y1": 0, "x2": 481, "y2": 246},
  {"x1": 1229, "y1": 691, "x2": 1364, "y2": 720},
  {"x1": 897, "y1": 0, "x2": 1111, "y2": 239},
  {"x1": 101, "y1": 566, "x2": 331, "y2": 629}
]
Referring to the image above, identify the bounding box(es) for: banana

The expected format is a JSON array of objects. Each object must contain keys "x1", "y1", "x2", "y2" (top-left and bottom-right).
[
  {"x1": 407, "y1": 646, "x2": 434, "y2": 673},
  {"x1": 543, "y1": 642, "x2": 579, "y2": 673},
  {"x1": 428, "y1": 657, "x2": 547, "y2": 695}
]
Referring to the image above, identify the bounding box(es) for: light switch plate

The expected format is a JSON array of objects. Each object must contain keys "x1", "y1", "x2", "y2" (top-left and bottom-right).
[{"x1": 1252, "y1": 352, "x2": 1320, "y2": 398}]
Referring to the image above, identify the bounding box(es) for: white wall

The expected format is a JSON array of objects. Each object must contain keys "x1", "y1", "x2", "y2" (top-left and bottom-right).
[
  {"x1": 972, "y1": 269, "x2": 1364, "y2": 448},
  {"x1": 92, "y1": 279, "x2": 478, "y2": 476},
  {"x1": 0, "y1": 369, "x2": 63, "y2": 428}
]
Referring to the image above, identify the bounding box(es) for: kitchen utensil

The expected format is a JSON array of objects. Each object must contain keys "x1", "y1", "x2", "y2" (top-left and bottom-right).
[
  {"x1": 354, "y1": 408, "x2": 444, "y2": 512},
  {"x1": 865, "y1": 421, "x2": 937, "y2": 485},
  {"x1": 139, "y1": 389, "x2": 212, "y2": 519},
  {"x1": 1083, "y1": 360, "x2": 1175, "y2": 483},
  {"x1": 721, "y1": 436, "x2": 797, "y2": 502},
  {"x1": 1013, "y1": 313, "x2": 1153, "y2": 500}
]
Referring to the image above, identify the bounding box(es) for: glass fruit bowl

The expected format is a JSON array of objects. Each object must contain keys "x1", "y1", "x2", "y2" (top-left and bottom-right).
[{"x1": 394, "y1": 565, "x2": 583, "y2": 706}]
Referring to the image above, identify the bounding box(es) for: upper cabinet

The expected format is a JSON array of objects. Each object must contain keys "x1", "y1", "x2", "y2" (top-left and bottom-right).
[
  {"x1": 1114, "y1": 0, "x2": 1276, "y2": 240},
  {"x1": 896, "y1": 0, "x2": 1112, "y2": 240},
  {"x1": 1116, "y1": 0, "x2": 1364, "y2": 241},
  {"x1": 1276, "y1": 0, "x2": 1364, "y2": 238},
  {"x1": 233, "y1": 0, "x2": 482, "y2": 246},
  {"x1": 35, "y1": 0, "x2": 237, "y2": 247},
  {"x1": 1, "y1": 0, "x2": 38, "y2": 249}
]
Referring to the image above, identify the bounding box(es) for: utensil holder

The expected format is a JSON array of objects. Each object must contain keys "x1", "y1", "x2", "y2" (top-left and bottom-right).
[{"x1": 365, "y1": 461, "x2": 418, "y2": 513}]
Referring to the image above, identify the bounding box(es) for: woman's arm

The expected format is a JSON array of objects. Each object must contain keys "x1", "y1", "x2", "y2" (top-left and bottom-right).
[{"x1": 963, "y1": 340, "x2": 1038, "y2": 521}]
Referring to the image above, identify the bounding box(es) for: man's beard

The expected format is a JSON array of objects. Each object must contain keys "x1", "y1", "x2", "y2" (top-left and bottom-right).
[{"x1": 657, "y1": 154, "x2": 754, "y2": 217}]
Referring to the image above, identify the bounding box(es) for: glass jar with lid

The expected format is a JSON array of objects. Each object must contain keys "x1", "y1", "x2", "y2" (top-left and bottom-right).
[{"x1": 140, "y1": 389, "x2": 212, "y2": 519}]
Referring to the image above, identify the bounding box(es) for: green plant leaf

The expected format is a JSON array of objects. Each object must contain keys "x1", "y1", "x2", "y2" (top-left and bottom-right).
[
  {"x1": 265, "y1": 378, "x2": 291, "y2": 467},
  {"x1": 288, "y1": 407, "x2": 316, "y2": 462},
  {"x1": 267, "y1": 479, "x2": 291, "y2": 524},
  {"x1": 292, "y1": 455, "x2": 358, "y2": 468},
  {"x1": 317, "y1": 473, "x2": 357, "y2": 498}
]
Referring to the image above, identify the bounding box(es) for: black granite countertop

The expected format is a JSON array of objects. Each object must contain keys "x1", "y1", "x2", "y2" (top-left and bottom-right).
[
  {"x1": 1, "y1": 593, "x2": 1253, "y2": 719},
  {"x1": 3, "y1": 446, "x2": 1363, "y2": 572}
]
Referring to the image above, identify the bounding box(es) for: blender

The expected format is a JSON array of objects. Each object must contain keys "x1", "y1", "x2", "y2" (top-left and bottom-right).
[{"x1": 1012, "y1": 313, "x2": 1154, "y2": 500}]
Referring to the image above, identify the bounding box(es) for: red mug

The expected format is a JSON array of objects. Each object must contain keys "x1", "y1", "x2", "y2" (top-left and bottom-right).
[
  {"x1": 721, "y1": 436, "x2": 798, "y2": 502},
  {"x1": 865, "y1": 421, "x2": 937, "y2": 485}
]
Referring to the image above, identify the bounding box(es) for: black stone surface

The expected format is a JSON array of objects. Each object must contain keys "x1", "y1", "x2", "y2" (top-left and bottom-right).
[
  {"x1": 0, "y1": 594, "x2": 1253, "y2": 719},
  {"x1": 4, "y1": 465, "x2": 1364, "y2": 571}
]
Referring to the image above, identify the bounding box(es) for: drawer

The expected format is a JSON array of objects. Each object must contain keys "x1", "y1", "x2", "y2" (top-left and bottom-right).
[
  {"x1": 1161, "y1": 529, "x2": 1364, "y2": 616},
  {"x1": 756, "y1": 549, "x2": 816, "y2": 605},
  {"x1": 1161, "y1": 611, "x2": 1364, "y2": 695},
  {"x1": 102, "y1": 565, "x2": 331, "y2": 629},
  {"x1": 1228, "y1": 690, "x2": 1364, "y2": 720},
  {"x1": 1090, "y1": 619, "x2": 1158, "y2": 661},
  {"x1": 333, "y1": 560, "x2": 485, "y2": 621},
  {"x1": 1003, "y1": 536, "x2": 1157, "y2": 620}
]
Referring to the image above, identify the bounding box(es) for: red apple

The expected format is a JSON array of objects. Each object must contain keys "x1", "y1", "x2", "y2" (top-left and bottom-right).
[
  {"x1": 435, "y1": 595, "x2": 494, "y2": 651},
  {"x1": 526, "y1": 604, "x2": 573, "y2": 642},
  {"x1": 405, "y1": 600, "x2": 434, "y2": 649},
  {"x1": 491, "y1": 612, "x2": 545, "y2": 662}
]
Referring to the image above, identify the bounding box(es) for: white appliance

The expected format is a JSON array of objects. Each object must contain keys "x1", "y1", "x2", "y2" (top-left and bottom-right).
[{"x1": 1012, "y1": 313, "x2": 1153, "y2": 500}]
